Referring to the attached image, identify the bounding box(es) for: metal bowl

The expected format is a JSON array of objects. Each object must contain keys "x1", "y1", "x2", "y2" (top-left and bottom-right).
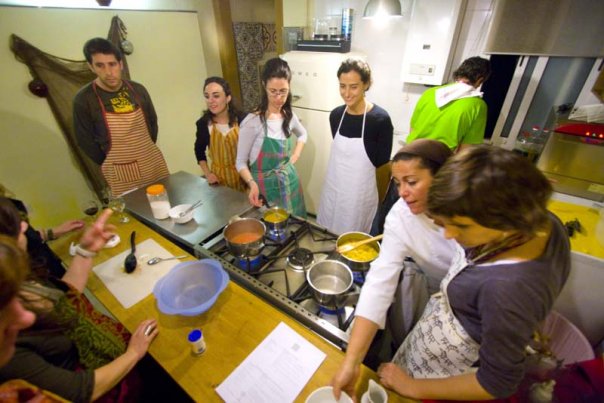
[
  {"x1": 223, "y1": 218, "x2": 266, "y2": 258},
  {"x1": 306, "y1": 259, "x2": 353, "y2": 308},
  {"x1": 336, "y1": 232, "x2": 381, "y2": 271}
]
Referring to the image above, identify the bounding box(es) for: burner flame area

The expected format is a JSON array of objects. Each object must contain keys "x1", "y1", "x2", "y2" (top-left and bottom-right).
[{"x1": 287, "y1": 247, "x2": 315, "y2": 271}]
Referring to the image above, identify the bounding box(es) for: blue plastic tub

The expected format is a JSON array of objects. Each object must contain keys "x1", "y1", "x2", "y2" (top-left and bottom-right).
[{"x1": 153, "y1": 259, "x2": 229, "y2": 316}]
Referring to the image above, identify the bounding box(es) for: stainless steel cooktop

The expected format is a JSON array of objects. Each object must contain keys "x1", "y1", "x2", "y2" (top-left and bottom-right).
[{"x1": 193, "y1": 208, "x2": 364, "y2": 349}]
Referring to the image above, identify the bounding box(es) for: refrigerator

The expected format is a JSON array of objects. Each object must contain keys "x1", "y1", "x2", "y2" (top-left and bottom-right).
[{"x1": 281, "y1": 51, "x2": 366, "y2": 215}]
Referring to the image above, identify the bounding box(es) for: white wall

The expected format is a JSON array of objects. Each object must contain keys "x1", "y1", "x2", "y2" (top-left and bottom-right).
[{"x1": 0, "y1": 6, "x2": 206, "y2": 228}]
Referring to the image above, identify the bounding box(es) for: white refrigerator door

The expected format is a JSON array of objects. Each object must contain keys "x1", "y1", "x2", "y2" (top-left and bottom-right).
[{"x1": 293, "y1": 107, "x2": 332, "y2": 215}]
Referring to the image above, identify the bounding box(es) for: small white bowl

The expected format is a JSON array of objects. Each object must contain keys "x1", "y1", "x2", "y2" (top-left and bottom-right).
[
  {"x1": 305, "y1": 386, "x2": 352, "y2": 403},
  {"x1": 169, "y1": 204, "x2": 194, "y2": 224}
]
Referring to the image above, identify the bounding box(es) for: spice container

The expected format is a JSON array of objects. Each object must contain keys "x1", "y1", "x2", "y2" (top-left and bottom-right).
[
  {"x1": 188, "y1": 329, "x2": 206, "y2": 355},
  {"x1": 146, "y1": 184, "x2": 171, "y2": 219}
]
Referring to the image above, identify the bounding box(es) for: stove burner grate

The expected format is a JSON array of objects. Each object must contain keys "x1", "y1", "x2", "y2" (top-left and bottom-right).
[
  {"x1": 237, "y1": 255, "x2": 263, "y2": 272},
  {"x1": 287, "y1": 247, "x2": 314, "y2": 271}
]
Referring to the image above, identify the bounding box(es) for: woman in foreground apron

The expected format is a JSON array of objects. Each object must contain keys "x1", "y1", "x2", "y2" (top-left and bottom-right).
[
  {"x1": 317, "y1": 58, "x2": 393, "y2": 234},
  {"x1": 194, "y1": 76, "x2": 247, "y2": 191},
  {"x1": 331, "y1": 139, "x2": 455, "y2": 399},
  {"x1": 236, "y1": 58, "x2": 307, "y2": 217},
  {"x1": 374, "y1": 146, "x2": 570, "y2": 400}
]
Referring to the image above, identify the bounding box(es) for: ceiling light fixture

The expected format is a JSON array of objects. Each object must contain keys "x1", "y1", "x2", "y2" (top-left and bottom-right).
[{"x1": 363, "y1": 0, "x2": 403, "y2": 18}]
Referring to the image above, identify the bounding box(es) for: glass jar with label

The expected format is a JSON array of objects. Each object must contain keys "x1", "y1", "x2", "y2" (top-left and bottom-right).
[{"x1": 146, "y1": 184, "x2": 171, "y2": 219}]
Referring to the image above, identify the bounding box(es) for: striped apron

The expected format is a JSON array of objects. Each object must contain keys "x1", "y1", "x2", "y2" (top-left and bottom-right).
[
  {"x1": 94, "y1": 81, "x2": 169, "y2": 197},
  {"x1": 208, "y1": 123, "x2": 245, "y2": 192},
  {"x1": 392, "y1": 247, "x2": 480, "y2": 378},
  {"x1": 250, "y1": 125, "x2": 306, "y2": 218}
]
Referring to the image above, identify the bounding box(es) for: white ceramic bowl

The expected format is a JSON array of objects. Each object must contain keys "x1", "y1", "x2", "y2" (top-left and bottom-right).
[
  {"x1": 305, "y1": 386, "x2": 352, "y2": 403},
  {"x1": 169, "y1": 204, "x2": 194, "y2": 224}
]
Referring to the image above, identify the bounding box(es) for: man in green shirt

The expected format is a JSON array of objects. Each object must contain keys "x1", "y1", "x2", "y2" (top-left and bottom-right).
[{"x1": 407, "y1": 57, "x2": 491, "y2": 152}]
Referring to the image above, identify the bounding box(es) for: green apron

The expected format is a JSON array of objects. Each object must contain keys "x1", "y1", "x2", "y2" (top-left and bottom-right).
[{"x1": 250, "y1": 125, "x2": 306, "y2": 217}]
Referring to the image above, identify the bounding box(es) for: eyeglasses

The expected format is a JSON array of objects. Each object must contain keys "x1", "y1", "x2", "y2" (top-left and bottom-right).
[{"x1": 267, "y1": 88, "x2": 289, "y2": 98}]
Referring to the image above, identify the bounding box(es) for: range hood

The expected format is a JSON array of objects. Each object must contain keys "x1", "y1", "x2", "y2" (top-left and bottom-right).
[{"x1": 484, "y1": 0, "x2": 604, "y2": 57}]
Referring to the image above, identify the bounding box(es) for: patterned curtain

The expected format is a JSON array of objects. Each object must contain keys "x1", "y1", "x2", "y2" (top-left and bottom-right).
[
  {"x1": 232, "y1": 22, "x2": 277, "y2": 111},
  {"x1": 9, "y1": 16, "x2": 130, "y2": 199}
]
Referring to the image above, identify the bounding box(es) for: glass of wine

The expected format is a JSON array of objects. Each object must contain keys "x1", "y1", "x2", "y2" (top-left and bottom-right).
[
  {"x1": 81, "y1": 200, "x2": 100, "y2": 223},
  {"x1": 108, "y1": 196, "x2": 129, "y2": 223}
]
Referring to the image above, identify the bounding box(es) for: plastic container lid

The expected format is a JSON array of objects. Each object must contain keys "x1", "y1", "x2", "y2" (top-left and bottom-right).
[
  {"x1": 188, "y1": 329, "x2": 203, "y2": 342},
  {"x1": 146, "y1": 184, "x2": 166, "y2": 195}
]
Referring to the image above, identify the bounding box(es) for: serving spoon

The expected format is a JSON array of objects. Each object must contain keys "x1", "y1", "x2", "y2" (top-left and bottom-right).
[
  {"x1": 336, "y1": 234, "x2": 384, "y2": 254},
  {"x1": 147, "y1": 255, "x2": 187, "y2": 265},
  {"x1": 124, "y1": 231, "x2": 137, "y2": 273}
]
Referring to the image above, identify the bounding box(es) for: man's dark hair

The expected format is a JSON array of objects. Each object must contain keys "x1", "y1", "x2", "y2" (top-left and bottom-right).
[
  {"x1": 453, "y1": 56, "x2": 491, "y2": 86},
  {"x1": 83, "y1": 37, "x2": 122, "y2": 64}
]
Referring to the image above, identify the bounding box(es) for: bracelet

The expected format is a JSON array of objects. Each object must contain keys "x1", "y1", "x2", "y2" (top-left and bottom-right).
[
  {"x1": 74, "y1": 244, "x2": 97, "y2": 258},
  {"x1": 47, "y1": 228, "x2": 56, "y2": 241}
]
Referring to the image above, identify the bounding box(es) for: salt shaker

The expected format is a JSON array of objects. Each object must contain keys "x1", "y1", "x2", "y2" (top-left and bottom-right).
[
  {"x1": 188, "y1": 329, "x2": 206, "y2": 355},
  {"x1": 146, "y1": 184, "x2": 171, "y2": 219}
]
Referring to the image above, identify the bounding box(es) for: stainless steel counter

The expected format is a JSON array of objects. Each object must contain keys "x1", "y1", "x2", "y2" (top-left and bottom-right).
[{"x1": 122, "y1": 171, "x2": 252, "y2": 247}]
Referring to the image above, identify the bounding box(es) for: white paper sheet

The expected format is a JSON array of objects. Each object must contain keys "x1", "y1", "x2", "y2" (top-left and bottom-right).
[
  {"x1": 216, "y1": 322, "x2": 327, "y2": 403},
  {"x1": 92, "y1": 238, "x2": 183, "y2": 308}
]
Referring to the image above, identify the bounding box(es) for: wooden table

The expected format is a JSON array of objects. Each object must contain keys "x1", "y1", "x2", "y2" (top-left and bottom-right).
[{"x1": 51, "y1": 213, "x2": 414, "y2": 403}]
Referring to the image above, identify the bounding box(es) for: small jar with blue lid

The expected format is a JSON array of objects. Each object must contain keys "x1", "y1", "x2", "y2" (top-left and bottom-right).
[{"x1": 188, "y1": 329, "x2": 206, "y2": 355}]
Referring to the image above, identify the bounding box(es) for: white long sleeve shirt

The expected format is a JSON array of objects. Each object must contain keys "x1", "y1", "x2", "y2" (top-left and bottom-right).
[{"x1": 355, "y1": 199, "x2": 459, "y2": 328}]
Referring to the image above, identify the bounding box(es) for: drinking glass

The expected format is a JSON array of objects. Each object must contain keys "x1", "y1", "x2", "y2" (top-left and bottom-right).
[
  {"x1": 108, "y1": 196, "x2": 129, "y2": 223},
  {"x1": 81, "y1": 200, "x2": 100, "y2": 223}
]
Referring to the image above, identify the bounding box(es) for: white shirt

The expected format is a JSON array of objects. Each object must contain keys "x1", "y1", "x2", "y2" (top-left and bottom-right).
[
  {"x1": 355, "y1": 199, "x2": 459, "y2": 328},
  {"x1": 235, "y1": 113, "x2": 307, "y2": 172}
]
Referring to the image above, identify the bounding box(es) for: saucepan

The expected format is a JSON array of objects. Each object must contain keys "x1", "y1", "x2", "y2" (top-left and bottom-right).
[
  {"x1": 223, "y1": 217, "x2": 266, "y2": 258},
  {"x1": 336, "y1": 232, "x2": 381, "y2": 271},
  {"x1": 262, "y1": 206, "x2": 289, "y2": 233},
  {"x1": 306, "y1": 259, "x2": 356, "y2": 309}
]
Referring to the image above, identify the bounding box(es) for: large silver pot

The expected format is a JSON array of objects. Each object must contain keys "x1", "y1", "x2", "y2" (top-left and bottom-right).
[
  {"x1": 306, "y1": 260, "x2": 353, "y2": 308},
  {"x1": 223, "y1": 217, "x2": 266, "y2": 258},
  {"x1": 262, "y1": 206, "x2": 289, "y2": 233},
  {"x1": 336, "y1": 232, "x2": 381, "y2": 271}
]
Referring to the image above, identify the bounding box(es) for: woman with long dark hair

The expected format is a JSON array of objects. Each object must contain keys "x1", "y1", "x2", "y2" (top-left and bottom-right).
[
  {"x1": 195, "y1": 77, "x2": 247, "y2": 191},
  {"x1": 236, "y1": 58, "x2": 307, "y2": 217}
]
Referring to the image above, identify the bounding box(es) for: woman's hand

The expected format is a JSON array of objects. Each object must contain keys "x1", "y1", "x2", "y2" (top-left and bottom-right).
[
  {"x1": 127, "y1": 319, "x2": 158, "y2": 361},
  {"x1": 377, "y1": 362, "x2": 413, "y2": 397},
  {"x1": 52, "y1": 219, "x2": 85, "y2": 238},
  {"x1": 79, "y1": 209, "x2": 116, "y2": 253},
  {"x1": 206, "y1": 172, "x2": 220, "y2": 185},
  {"x1": 290, "y1": 152, "x2": 301, "y2": 164},
  {"x1": 331, "y1": 359, "x2": 360, "y2": 401},
  {"x1": 247, "y1": 182, "x2": 263, "y2": 207}
]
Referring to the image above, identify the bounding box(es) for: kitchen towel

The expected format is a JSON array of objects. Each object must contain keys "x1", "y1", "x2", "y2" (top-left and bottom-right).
[{"x1": 93, "y1": 238, "x2": 184, "y2": 308}]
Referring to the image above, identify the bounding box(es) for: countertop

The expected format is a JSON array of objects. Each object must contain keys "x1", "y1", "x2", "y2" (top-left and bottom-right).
[{"x1": 50, "y1": 213, "x2": 414, "y2": 402}]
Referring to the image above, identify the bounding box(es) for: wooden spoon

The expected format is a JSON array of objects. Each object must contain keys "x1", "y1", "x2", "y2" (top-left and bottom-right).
[{"x1": 337, "y1": 234, "x2": 384, "y2": 254}]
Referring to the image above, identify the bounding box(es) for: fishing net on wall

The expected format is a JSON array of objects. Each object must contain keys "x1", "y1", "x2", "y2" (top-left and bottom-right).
[{"x1": 9, "y1": 16, "x2": 131, "y2": 198}]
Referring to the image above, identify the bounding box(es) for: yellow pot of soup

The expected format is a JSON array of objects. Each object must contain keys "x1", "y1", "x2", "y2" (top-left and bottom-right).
[{"x1": 336, "y1": 232, "x2": 380, "y2": 271}]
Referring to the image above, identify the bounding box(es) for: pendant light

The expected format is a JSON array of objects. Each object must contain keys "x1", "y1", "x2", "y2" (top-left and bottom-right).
[{"x1": 363, "y1": 0, "x2": 403, "y2": 18}]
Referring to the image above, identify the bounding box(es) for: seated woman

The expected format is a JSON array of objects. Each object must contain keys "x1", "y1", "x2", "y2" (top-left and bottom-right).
[
  {"x1": 374, "y1": 146, "x2": 570, "y2": 400},
  {"x1": 0, "y1": 235, "x2": 65, "y2": 402},
  {"x1": 1, "y1": 183, "x2": 84, "y2": 278},
  {"x1": 332, "y1": 139, "x2": 454, "y2": 395},
  {"x1": 194, "y1": 77, "x2": 248, "y2": 191},
  {"x1": 0, "y1": 198, "x2": 159, "y2": 402}
]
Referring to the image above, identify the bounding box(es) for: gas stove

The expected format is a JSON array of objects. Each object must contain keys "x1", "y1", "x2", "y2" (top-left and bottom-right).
[{"x1": 193, "y1": 208, "x2": 366, "y2": 349}]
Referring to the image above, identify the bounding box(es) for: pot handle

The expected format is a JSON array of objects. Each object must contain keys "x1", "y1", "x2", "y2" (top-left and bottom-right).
[{"x1": 342, "y1": 290, "x2": 360, "y2": 306}]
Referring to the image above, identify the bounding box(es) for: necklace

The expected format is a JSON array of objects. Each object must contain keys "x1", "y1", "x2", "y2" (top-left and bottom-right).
[{"x1": 465, "y1": 232, "x2": 531, "y2": 265}]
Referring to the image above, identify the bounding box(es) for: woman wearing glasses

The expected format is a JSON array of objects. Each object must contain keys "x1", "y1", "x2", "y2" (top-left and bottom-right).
[
  {"x1": 236, "y1": 58, "x2": 307, "y2": 217},
  {"x1": 317, "y1": 58, "x2": 393, "y2": 235},
  {"x1": 195, "y1": 77, "x2": 247, "y2": 191}
]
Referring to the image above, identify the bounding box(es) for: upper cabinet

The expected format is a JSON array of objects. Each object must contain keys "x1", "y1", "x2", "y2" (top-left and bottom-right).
[{"x1": 484, "y1": 0, "x2": 604, "y2": 57}]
